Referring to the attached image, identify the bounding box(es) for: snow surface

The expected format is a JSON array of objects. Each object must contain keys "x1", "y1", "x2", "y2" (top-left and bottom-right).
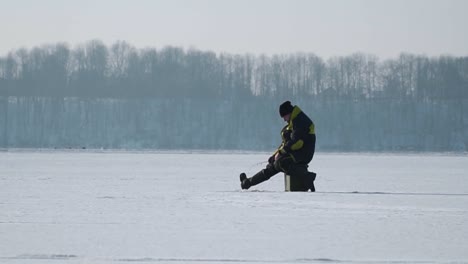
[{"x1": 1, "y1": 151, "x2": 468, "y2": 264}]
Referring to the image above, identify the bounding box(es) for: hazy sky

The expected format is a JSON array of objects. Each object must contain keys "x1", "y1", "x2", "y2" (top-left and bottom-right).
[{"x1": 2, "y1": 0, "x2": 468, "y2": 59}]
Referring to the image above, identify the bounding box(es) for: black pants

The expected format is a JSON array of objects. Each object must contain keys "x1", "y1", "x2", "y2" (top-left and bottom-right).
[
  {"x1": 249, "y1": 154, "x2": 312, "y2": 187},
  {"x1": 249, "y1": 135, "x2": 316, "y2": 187}
]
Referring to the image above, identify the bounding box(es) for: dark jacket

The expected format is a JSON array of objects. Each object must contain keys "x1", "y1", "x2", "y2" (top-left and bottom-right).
[{"x1": 275, "y1": 105, "x2": 316, "y2": 164}]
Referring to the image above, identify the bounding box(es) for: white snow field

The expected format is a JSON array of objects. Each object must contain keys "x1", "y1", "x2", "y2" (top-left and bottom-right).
[{"x1": 1, "y1": 151, "x2": 468, "y2": 264}]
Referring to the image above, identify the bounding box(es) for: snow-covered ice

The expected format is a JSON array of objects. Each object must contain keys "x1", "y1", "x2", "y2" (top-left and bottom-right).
[{"x1": 1, "y1": 151, "x2": 467, "y2": 263}]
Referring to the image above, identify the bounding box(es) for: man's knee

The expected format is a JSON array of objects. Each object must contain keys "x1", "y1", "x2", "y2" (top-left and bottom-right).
[
  {"x1": 265, "y1": 163, "x2": 279, "y2": 176},
  {"x1": 273, "y1": 156, "x2": 294, "y2": 172}
]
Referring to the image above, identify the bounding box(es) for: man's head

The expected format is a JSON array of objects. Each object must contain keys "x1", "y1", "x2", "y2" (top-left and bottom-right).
[{"x1": 279, "y1": 101, "x2": 294, "y2": 122}]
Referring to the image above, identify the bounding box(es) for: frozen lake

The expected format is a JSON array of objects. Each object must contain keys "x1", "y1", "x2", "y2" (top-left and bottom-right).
[{"x1": 1, "y1": 151, "x2": 468, "y2": 263}]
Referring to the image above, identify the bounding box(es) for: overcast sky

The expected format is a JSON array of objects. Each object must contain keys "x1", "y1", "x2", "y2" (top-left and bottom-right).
[{"x1": 2, "y1": 0, "x2": 468, "y2": 59}]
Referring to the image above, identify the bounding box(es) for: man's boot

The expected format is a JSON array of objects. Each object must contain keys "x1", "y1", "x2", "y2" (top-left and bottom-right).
[
  {"x1": 240, "y1": 168, "x2": 274, "y2": 190},
  {"x1": 240, "y1": 173, "x2": 251, "y2": 189},
  {"x1": 307, "y1": 172, "x2": 316, "y2": 192}
]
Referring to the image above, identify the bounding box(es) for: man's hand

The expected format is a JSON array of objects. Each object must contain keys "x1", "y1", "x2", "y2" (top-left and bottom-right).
[
  {"x1": 268, "y1": 155, "x2": 275, "y2": 164},
  {"x1": 274, "y1": 152, "x2": 280, "y2": 161},
  {"x1": 269, "y1": 152, "x2": 283, "y2": 164}
]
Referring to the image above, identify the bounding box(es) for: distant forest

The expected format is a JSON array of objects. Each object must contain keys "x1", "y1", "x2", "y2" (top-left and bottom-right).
[{"x1": 1, "y1": 40, "x2": 467, "y2": 151}]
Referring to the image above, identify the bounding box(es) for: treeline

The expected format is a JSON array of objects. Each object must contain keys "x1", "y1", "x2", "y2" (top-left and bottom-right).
[
  {"x1": 1, "y1": 40, "x2": 467, "y2": 100},
  {"x1": 0, "y1": 40, "x2": 467, "y2": 151}
]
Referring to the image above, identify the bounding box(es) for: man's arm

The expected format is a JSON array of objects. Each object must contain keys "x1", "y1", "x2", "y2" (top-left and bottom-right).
[{"x1": 278, "y1": 123, "x2": 307, "y2": 155}]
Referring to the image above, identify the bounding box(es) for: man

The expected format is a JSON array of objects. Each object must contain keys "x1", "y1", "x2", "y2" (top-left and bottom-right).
[{"x1": 240, "y1": 101, "x2": 317, "y2": 191}]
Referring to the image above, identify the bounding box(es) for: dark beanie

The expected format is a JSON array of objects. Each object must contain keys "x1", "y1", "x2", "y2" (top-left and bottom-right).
[{"x1": 279, "y1": 101, "x2": 294, "y2": 117}]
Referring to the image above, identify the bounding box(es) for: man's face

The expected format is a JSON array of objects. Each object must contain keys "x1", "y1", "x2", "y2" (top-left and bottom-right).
[{"x1": 282, "y1": 113, "x2": 291, "y2": 123}]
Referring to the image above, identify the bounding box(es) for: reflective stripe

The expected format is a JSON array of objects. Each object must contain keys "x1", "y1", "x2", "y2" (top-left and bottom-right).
[
  {"x1": 287, "y1": 106, "x2": 302, "y2": 130},
  {"x1": 291, "y1": 139, "x2": 304, "y2": 150},
  {"x1": 309, "y1": 124, "x2": 315, "y2": 135}
]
